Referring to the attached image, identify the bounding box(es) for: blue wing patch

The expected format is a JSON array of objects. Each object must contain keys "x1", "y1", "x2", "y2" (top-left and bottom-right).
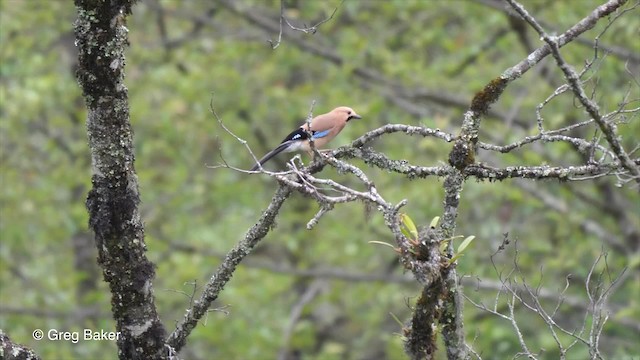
[{"x1": 312, "y1": 129, "x2": 331, "y2": 139}]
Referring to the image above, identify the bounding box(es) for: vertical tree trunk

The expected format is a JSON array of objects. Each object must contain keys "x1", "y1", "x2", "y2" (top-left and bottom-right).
[{"x1": 74, "y1": 1, "x2": 166, "y2": 358}]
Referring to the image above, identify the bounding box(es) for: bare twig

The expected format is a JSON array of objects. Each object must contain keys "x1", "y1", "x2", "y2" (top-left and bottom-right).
[
  {"x1": 268, "y1": 0, "x2": 343, "y2": 49},
  {"x1": 466, "y1": 241, "x2": 631, "y2": 358},
  {"x1": 278, "y1": 280, "x2": 325, "y2": 360},
  {"x1": 505, "y1": 0, "x2": 640, "y2": 187}
]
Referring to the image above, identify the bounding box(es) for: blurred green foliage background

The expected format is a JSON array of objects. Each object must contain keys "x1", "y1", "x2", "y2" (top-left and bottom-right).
[{"x1": 1, "y1": 0, "x2": 638, "y2": 359}]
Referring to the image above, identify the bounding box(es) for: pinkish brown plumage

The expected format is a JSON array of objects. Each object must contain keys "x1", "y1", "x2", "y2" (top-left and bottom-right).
[{"x1": 251, "y1": 106, "x2": 361, "y2": 171}]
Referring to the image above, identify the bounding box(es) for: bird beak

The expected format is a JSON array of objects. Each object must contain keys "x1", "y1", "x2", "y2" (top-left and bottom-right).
[{"x1": 348, "y1": 113, "x2": 362, "y2": 121}]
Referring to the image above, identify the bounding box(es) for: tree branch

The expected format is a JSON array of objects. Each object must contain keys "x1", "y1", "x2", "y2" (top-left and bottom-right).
[
  {"x1": 165, "y1": 184, "x2": 292, "y2": 352},
  {"x1": 505, "y1": 0, "x2": 640, "y2": 187},
  {"x1": 1, "y1": 331, "x2": 40, "y2": 360}
]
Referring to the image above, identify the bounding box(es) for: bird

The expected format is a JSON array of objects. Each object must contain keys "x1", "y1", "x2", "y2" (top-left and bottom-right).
[{"x1": 250, "y1": 106, "x2": 361, "y2": 171}]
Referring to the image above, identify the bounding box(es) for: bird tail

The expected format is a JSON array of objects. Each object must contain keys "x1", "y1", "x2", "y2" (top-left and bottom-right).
[{"x1": 250, "y1": 141, "x2": 293, "y2": 171}]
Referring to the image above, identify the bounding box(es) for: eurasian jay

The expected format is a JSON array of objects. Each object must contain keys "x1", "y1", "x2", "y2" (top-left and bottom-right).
[{"x1": 251, "y1": 106, "x2": 361, "y2": 171}]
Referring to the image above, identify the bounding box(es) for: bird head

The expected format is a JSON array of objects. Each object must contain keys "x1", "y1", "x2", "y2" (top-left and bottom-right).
[{"x1": 332, "y1": 106, "x2": 362, "y2": 122}]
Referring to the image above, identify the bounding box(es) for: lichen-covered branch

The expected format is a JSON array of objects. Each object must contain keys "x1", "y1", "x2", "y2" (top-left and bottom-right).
[
  {"x1": 505, "y1": 0, "x2": 639, "y2": 187},
  {"x1": 74, "y1": 1, "x2": 167, "y2": 359},
  {"x1": 437, "y1": 172, "x2": 467, "y2": 360},
  {"x1": 1, "y1": 331, "x2": 40, "y2": 360},
  {"x1": 204, "y1": 1, "x2": 635, "y2": 358},
  {"x1": 464, "y1": 161, "x2": 637, "y2": 181},
  {"x1": 500, "y1": 0, "x2": 629, "y2": 82},
  {"x1": 165, "y1": 184, "x2": 292, "y2": 352}
]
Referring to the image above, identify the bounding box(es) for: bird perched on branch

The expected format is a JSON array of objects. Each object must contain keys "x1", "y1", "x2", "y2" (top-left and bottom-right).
[{"x1": 250, "y1": 106, "x2": 361, "y2": 171}]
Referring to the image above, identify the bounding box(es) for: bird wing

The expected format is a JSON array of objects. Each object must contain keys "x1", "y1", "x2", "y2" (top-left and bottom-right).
[
  {"x1": 279, "y1": 127, "x2": 309, "y2": 143},
  {"x1": 250, "y1": 141, "x2": 294, "y2": 171},
  {"x1": 311, "y1": 129, "x2": 331, "y2": 140},
  {"x1": 250, "y1": 128, "x2": 310, "y2": 171}
]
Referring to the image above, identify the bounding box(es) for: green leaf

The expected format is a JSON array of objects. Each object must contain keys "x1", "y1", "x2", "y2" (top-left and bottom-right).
[
  {"x1": 429, "y1": 216, "x2": 440, "y2": 228},
  {"x1": 389, "y1": 312, "x2": 404, "y2": 327},
  {"x1": 439, "y1": 238, "x2": 452, "y2": 253},
  {"x1": 368, "y1": 241, "x2": 397, "y2": 250},
  {"x1": 439, "y1": 235, "x2": 463, "y2": 253},
  {"x1": 400, "y1": 213, "x2": 418, "y2": 241},
  {"x1": 457, "y1": 235, "x2": 476, "y2": 253},
  {"x1": 448, "y1": 253, "x2": 464, "y2": 265}
]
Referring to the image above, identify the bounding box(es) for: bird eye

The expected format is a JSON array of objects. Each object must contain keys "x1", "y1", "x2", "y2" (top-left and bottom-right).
[{"x1": 347, "y1": 111, "x2": 352, "y2": 115}]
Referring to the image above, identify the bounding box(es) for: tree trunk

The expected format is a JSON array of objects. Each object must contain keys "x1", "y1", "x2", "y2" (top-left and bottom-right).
[{"x1": 74, "y1": 1, "x2": 166, "y2": 358}]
